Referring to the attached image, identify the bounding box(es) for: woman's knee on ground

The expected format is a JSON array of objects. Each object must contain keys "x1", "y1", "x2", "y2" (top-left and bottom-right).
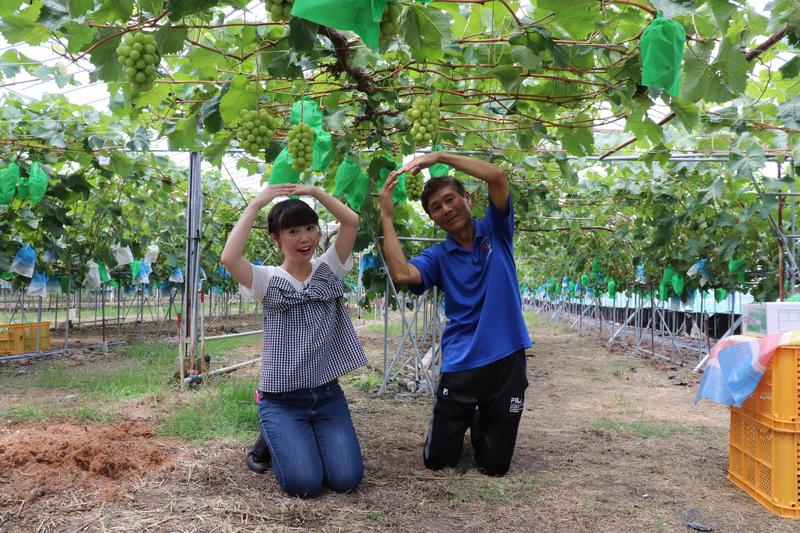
[
  {"x1": 325, "y1": 463, "x2": 364, "y2": 493},
  {"x1": 277, "y1": 470, "x2": 324, "y2": 498}
]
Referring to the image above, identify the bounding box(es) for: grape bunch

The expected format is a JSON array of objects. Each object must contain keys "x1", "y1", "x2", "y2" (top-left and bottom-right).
[
  {"x1": 236, "y1": 108, "x2": 280, "y2": 157},
  {"x1": 116, "y1": 32, "x2": 159, "y2": 93},
  {"x1": 407, "y1": 97, "x2": 439, "y2": 147},
  {"x1": 287, "y1": 123, "x2": 315, "y2": 172},
  {"x1": 406, "y1": 172, "x2": 423, "y2": 201},
  {"x1": 267, "y1": 0, "x2": 294, "y2": 21},
  {"x1": 380, "y1": 2, "x2": 402, "y2": 42}
]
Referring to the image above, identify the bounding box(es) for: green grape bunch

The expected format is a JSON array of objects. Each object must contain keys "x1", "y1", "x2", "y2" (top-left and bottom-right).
[
  {"x1": 407, "y1": 97, "x2": 440, "y2": 147},
  {"x1": 267, "y1": 0, "x2": 294, "y2": 21},
  {"x1": 116, "y1": 32, "x2": 159, "y2": 93},
  {"x1": 287, "y1": 123, "x2": 315, "y2": 172},
  {"x1": 406, "y1": 172, "x2": 424, "y2": 202},
  {"x1": 380, "y1": 2, "x2": 403, "y2": 42},
  {"x1": 236, "y1": 108, "x2": 280, "y2": 157}
]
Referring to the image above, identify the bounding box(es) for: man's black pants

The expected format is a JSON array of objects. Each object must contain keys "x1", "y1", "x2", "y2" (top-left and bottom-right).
[{"x1": 423, "y1": 349, "x2": 528, "y2": 476}]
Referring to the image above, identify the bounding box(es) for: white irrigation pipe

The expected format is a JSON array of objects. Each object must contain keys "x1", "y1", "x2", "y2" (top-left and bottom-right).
[
  {"x1": 184, "y1": 357, "x2": 260, "y2": 384},
  {"x1": 204, "y1": 329, "x2": 262, "y2": 341}
]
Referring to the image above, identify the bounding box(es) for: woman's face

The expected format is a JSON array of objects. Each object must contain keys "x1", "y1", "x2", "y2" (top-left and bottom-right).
[{"x1": 273, "y1": 223, "x2": 320, "y2": 262}]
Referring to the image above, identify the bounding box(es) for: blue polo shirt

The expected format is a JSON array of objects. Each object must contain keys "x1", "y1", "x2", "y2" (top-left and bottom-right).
[{"x1": 409, "y1": 197, "x2": 532, "y2": 372}]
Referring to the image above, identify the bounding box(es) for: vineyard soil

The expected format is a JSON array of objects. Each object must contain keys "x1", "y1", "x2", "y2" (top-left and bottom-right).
[{"x1": 0, "y1": 312, "x2": 794, "y2": 532}]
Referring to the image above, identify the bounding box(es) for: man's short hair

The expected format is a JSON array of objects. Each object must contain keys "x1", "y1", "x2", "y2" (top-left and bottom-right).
[{"x1": 420, "y1": 176, "x2": 466, "y2": 215}]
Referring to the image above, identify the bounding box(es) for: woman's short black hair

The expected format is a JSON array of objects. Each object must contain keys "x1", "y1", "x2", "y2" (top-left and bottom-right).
[
  {"x1": 420, "y1": 176, "x2": 466, "y2": 215},
  {"x1": 267, "y1": 198, "x2": 319, "y2": 235}
]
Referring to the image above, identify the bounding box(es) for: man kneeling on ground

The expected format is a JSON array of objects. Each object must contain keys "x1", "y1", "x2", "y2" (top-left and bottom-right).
[{"x1": 379, "y1": 152, "x2": 531, "y2": 476}]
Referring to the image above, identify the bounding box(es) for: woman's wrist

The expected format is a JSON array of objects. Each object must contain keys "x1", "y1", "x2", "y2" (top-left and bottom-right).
[{"x1": 248, "y1": 198, "x2": 269, "y2": 212}]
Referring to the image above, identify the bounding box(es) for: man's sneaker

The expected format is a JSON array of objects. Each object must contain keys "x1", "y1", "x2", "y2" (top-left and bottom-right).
[{"x1": 246, "y1": 433, "x2": 271, "y2": 474}]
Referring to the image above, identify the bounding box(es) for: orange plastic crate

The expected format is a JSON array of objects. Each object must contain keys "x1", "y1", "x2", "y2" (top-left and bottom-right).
[
  {"x1": 728, "y1": 408, "x2": 800, "y2": 517},
  {"x1": 0, "y1": 322, "x2": 51, "y2": 355},
  {"x1": 739, "y1": 345, "x2": 800, "y2": 431}
]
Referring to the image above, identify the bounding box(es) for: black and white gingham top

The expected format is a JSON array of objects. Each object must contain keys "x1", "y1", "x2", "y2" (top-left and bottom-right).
[{"x1": 240, "y1": 246, "x2": 366, "y2": 393}]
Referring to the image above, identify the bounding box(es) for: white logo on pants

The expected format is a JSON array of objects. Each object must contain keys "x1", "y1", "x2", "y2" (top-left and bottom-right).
[{"x1": 509, "y1": 397, "x2": 524, "y2": 413}]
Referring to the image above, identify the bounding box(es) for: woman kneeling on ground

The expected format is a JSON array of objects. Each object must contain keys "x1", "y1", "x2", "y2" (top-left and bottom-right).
[{"x1": 221, "y1": 183, "x2": 366, "y2": 498}]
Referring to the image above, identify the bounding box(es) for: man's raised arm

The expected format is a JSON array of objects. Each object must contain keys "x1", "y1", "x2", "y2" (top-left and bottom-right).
[{"x1": 378, "y1": 174, "x2": 422, "y2": 286}]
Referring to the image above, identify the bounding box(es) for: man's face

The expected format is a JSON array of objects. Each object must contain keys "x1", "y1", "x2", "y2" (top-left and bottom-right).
[{"x1": 426, "y1": 184, "x2": 472, "y2": 234}]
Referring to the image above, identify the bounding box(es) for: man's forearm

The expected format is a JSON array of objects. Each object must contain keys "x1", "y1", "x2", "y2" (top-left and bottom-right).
[
  {"x1": 439, "y1": 152, "x2": 505, "y2": 184},
  {"x1": 380, "y1": 215, "x2": 414, "y2": 283}
]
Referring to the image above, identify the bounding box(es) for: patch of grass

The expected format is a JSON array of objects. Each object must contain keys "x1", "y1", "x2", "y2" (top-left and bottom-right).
[
  {"x1": 25, "y1": 342, "x2": 176, "y2": 399},
  {"x1": 158, "y1": 378, "x2": 259, "y2": 443},
  {"x1": 1, "y1": 403, "x2": 48, "y2": 424},
  {"x1": 366, "y1": 323, "x2": 404, "y2": 335},
  {"x1": 523, "y1": 311, "x2": 544, "y2": 328},
  {"x1": 72, "y1": 406, "x2": 116, "y2": 424},
  {"x1": 590, "y1": 417, "x2": 705, "y2": 439},
  {"x1": 653, "y1": 516, "x2": 668, "y2": 528},
  {"x1": 15, "y1": 337, "x2": 260, "y2": 403},
  {"x1": 350, "y1": 309, "x2": 382, "y2": 321},
  {"x1": 610, "y1": 364, "x2": 632, "y2": 379},
  {"x1": 444, "y1": 474, "x2": 542, "y2": 505},
  {"x1": 448, "y1": 480, "x2": 510, "y2": 503},
  {"x1": 367, "y1": 511, "x2": 382, "y2": 520},
  {"x1": 581, "y1": 498, "x2": 600, "y2": 511},
  {"x1": 682, "y1": 424, "x2": 726, "y2": 442},
  {"x1": 203, "y1": 334, "x2": 263, "y2": 359},
  {"x1": 613, "y1": 394, "x2": 632, "y2": 409},
  {"x1": 343, "y1": 370, "x2": 384, "y2": 392},
  {"x1": 592, "y1": 418, "x2": 678, "y2": 438},
  {"x1": 1, "y1": 402, "x2": 115, "y2": 425}
]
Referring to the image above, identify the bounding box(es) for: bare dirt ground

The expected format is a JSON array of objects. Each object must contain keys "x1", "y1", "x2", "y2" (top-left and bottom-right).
[{"x1": 1, "y1": 312, "x2": 797, "y2": 532}]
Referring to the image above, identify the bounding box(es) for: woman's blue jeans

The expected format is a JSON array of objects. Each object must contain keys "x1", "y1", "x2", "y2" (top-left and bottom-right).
[{"x1": 258, "y1": 382, "x2": 363, "y2": 498}]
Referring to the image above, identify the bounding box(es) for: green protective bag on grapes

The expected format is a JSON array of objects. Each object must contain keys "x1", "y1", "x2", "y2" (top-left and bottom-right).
[
  {"x1": 714, "y1": 287, "x2": 728, "y2": 304},
  {"x1": 377, "y1": 163, "x2": 406, "y2": 204},
  {"x1": 130, "y1": 259, "x2": 142, "y2": 280},
  {"x1": 334, "y1": 156, "x2": 370, "y2": 210},
  {"x1": 658, "y1": 279, "x2": 669, "y2": 301},
  {"x1": 428, "y1": 143, "x2": 451, "y2": 177},
  {"x1": 98, "y1": 262, "x2": 112, "y2": 284},
  {"x1": 607, "y1": 278, "x2": 617, "y2": 298},
  {"x1": 0, "y1": 166, "x2": 13, "y2": 205},
  {"x1": 27, "y1": 162, "x2": 48, "y2": 205},
  {"x1": 671, "y1": 272, "x2": 684, "y2": 295},
  {"x1": 640, "y1": 12, "x2": 685, "y2": 97},
  {"x1": 268, "y1": 147, "x2": 301, "y2": 185},
  {"x1": 60, "y1": 275, "x2": 71, "y2": 295},
  {"x1": 290, "y1": 98, "x2": 332, "y2": 172},
  {"x1": 728, "y1": 257, "x2": 746, "y2": 283},
  {"x1": 3, "y1": 162, "x2": 23, "y2": 202},
  {"x1": 290, "y1": 0, "x2": 388, "y2": 52},
  {"x1": 661, "y1": 266, "x2": 674, "y2": 286}
]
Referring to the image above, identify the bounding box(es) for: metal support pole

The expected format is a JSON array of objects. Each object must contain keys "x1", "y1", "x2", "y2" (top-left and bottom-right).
[
  {"x1": 139, "y1": 286, "x2": 145, "y2": 342},
  {"x1": 64, "y1": 282, "x2": 71, "y2": 352},
  {"x1": 101, "y1": 284, "x2": 107, "y2": 350},
  {"x1": 117, "y1": 278, "x2": 122, "y2": 339},
  {"x1": 35, "y1": 296, "x2": 43, "y2": 353},
  {"x1": 182, "y1": 150, "x2": 204, "y2": 378},
  {"x1": 382, "y1": 274, "x2": 389, "y2": 388}
]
